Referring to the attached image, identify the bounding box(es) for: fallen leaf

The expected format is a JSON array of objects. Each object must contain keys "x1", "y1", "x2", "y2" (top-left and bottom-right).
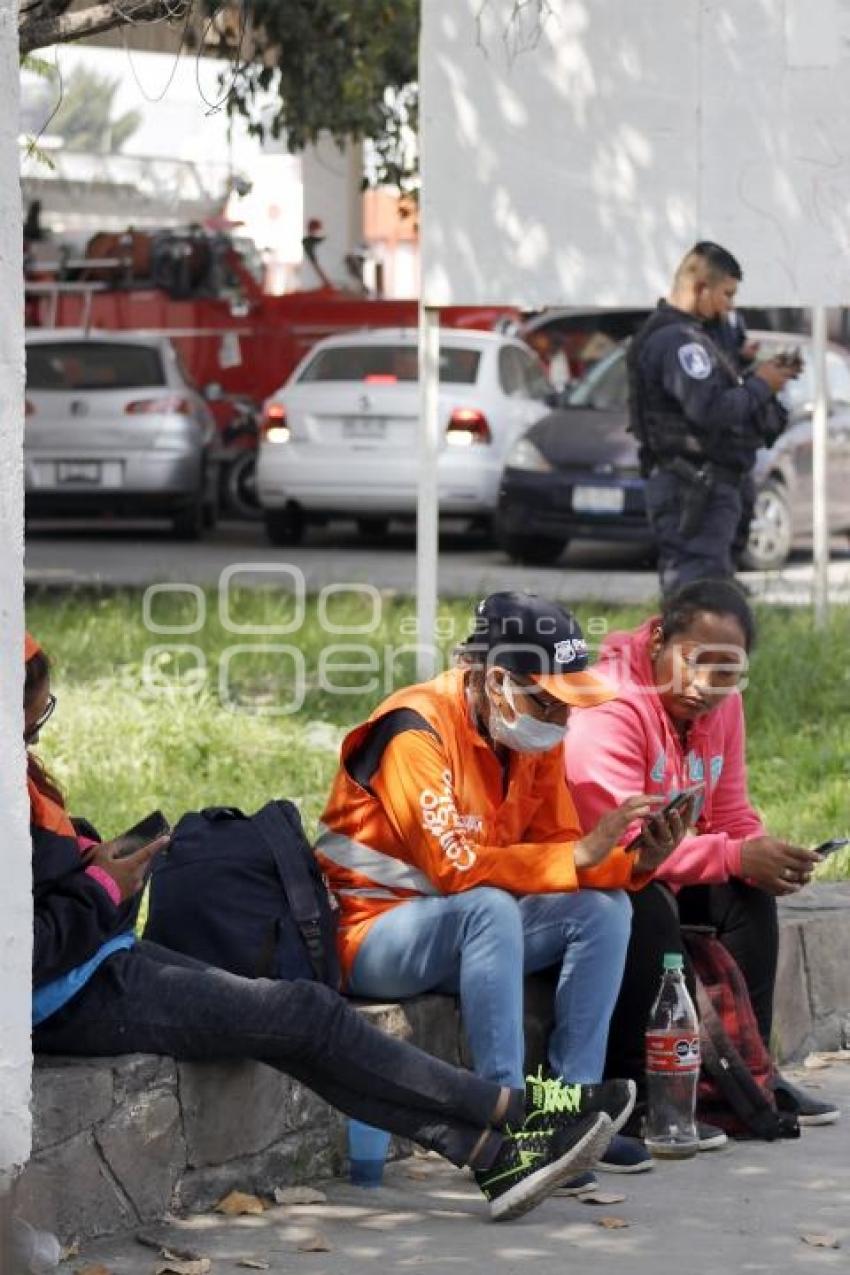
[
  {"x1": 579, "y1": 1191, "x2": 627, "y2": 1206},
  {"x1": 802, "y1": 1055, "x2": 831, "y2": 1070},
  {"x1": 155, "y1": 1262, "x2": 211, "y2": 1275},
  {"x1": 135, "y1": 1232, "x2": 202, "y2": 1262},
  {"x1": 403, "y1": 1166, "x2": 430, "y2": 1180},
  {"x1": 297, "y1": 1234, "x2": 332, "y2": 1252},
  {"x1": 800, "y1": 1234, "x2": 841, "y2": 1250},
  {"x1": 76, "y1": 1267, "x2": 112, "y2": 1275},
  {"x1": 215, "y1": 1190, "x2": 266, "y2": 1216},
  {"x1": 597, "y1": 1216, "x2": 630, "y2": 1230},
  {"x1": 60, "y1": 1240, "x2": 81, "y2": 1261},
  {"x1": 273, "y1": 1186, "x2": 328, "y2": 1205},
  {"x1": 238, "y1": 1261, "x2": 271, "y2": 1271}
]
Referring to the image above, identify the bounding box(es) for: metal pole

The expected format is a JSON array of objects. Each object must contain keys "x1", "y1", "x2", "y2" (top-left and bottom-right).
[
  {"x1": 416, "y1": 304, "x2": 440, "y2": 680},
  {"x1": 810, "y1": 305, "x2": 829, "y2": 628}
]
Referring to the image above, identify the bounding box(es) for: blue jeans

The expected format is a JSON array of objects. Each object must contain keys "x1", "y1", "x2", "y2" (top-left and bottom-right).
[{"x1": 348, "y1": 887, "x2": 632, "y2": 1088}]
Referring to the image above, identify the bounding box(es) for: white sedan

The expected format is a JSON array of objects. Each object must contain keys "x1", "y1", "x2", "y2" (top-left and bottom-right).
[{"x1": 256, "y1": 328, "x2": 554, "y2": 544}]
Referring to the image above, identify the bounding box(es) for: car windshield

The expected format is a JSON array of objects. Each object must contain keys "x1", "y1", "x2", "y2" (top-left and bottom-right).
[
  {"x1": 566, "y1": 345, "x2": 628, "y2": 409},
  {"x1": 298, "y1": 344, "x2": 481, "y2": 384},
  {"x1": 27, "y1": 342, "x2": 165, "y2": 391}
]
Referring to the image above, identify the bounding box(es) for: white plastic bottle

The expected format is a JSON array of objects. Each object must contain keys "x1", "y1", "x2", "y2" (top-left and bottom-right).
[
  {"x1": 9, "y1": 1218, "x2": 62, "y2": 1274},
  {"x1": 644, "y1": 952, "x2": 700, "y2": 1159}
]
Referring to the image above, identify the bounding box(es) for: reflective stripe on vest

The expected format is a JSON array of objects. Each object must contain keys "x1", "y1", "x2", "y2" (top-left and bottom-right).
[{"x1": 316, "y1": 823, "x2": 440, "y2": 898}]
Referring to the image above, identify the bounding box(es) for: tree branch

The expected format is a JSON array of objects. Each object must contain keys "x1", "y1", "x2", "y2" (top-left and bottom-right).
[{"x1": 19, "y1": 1, "x2": 177, "y2": 55}]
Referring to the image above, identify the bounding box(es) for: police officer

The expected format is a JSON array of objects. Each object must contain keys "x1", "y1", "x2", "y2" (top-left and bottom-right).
[{"x1": 628, "y1": 242, "x2": 797, "y2": 592}]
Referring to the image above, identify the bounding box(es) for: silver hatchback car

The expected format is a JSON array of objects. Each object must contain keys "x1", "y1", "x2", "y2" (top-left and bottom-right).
[{"x1": 25, "y1": 331, "x2": 218, "y2": 539}]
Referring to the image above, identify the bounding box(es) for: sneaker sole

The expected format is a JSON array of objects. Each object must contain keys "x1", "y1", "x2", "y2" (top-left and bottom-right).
[
  {"x1": 698, "y1": 1131, "x2": 729, "y2": 1150},
  {"x1": 798, "y1": 1110, "x2": 841, "y2": 1127},
  {"x1": 489, "y1": 1114, "x2": 613, "y2": 1222},
  {"x1": 609, "y1": 1080, "x2": 638, "y2": 1136},
  {"x1": 596, "y1": 1156, "x2": 654, "y2": 1174}
]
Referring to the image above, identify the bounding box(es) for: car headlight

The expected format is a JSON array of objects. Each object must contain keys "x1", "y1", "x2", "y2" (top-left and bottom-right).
[{"x1": 505, "y1": 438, "x2": 553, "y2": 473}]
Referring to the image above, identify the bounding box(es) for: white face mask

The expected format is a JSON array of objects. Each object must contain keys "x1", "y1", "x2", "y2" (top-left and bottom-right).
[{"x1": 487, "y1": 675, "x2": 568, "y2": 753}]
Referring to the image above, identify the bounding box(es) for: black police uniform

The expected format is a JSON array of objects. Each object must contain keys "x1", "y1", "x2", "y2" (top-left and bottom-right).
[
  {"x1": 628, "y1": 302, "x2": 774, "y2": 592},
  {"x1": 706, "y1": 312, "x2": 757, "y2": 562}
]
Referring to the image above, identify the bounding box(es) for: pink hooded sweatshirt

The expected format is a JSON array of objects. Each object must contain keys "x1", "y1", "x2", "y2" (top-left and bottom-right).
[{"x1": 566, "y1": 618, "x2": 764, "y2": 887}]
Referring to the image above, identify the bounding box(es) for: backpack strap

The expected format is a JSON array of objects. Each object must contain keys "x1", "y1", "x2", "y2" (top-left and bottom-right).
[
  {"x1": 250, "y1": 800, "x2": 329, "y2": 983},
  {"x1": 692, "y1": 975, "x2": 798, "y2": 1140}
]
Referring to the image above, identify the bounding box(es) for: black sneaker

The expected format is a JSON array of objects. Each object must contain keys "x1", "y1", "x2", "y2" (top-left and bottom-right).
[
  {"x1": 524, "y1": 1067, "x2": 636, "y2": 1136},
  {"x1": 476, "y1": 1112, "x2": 613, "y2": 1222},
  {"x1": 771, "y1": 1076, "x2": 841, "y2": 1126}
]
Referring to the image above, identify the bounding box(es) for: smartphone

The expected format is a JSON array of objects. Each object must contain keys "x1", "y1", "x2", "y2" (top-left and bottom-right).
[
  {"x1": 109, "y1": 810, "x2": 171, "y2": 859},
  {"x1": 624, "y1": 784, "x2": 704, "y2": 854},
  {"x1": 814, "y1": 838, "x2": 850, "y2": 859}
]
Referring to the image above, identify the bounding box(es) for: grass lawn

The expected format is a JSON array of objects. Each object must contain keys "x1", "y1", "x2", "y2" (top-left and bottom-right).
[{"x1": 25, "y1": 586, "x2": 850, "y2": 879}]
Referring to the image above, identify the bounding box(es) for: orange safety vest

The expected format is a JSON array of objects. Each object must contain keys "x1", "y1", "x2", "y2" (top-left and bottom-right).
[{"x1": 317, "y1": 668, "x2": 645, "y2": 983}]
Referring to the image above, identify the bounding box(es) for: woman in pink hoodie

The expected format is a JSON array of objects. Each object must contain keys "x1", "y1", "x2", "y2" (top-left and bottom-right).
[{"x1": 566, "y1": 579, "x2": 838, "y2": 1130}]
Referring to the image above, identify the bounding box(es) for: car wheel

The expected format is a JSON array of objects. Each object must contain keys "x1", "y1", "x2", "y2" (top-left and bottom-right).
[
  {"x1": 171, "y1": 495, "x2": 204, "y2": 541},
  {"x1": 500, "y1": 532, "x2": 568, "y2": 565},
  {"x1": 226, "y1": 453, "x2": 262, "y2": 520},
  {"x1": 264, "y1": 504, "x2": 305, "y2": 546},
  {"x1": 356, "y1": 517, "x2": 390, "y2": 541},
  {"x1": 740, "y1": 479, "x2": 793, "y2": 571}
]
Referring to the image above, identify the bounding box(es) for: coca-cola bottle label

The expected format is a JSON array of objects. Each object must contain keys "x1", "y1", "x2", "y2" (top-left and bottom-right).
[{"x1": 645, "y1": 1031, "x2": 700, "y2": 1073}]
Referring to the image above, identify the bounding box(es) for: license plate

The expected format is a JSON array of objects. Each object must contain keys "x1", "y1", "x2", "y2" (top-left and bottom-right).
[
  {"x1": 343, "y1": 417, "x2": 387, "y2": 440},
  {"x1": 57, "y1": 461, "x2": 102, "y2": 484},
  {"x1": 572, "y1": 485, "x2": 625, "y2": 514}
]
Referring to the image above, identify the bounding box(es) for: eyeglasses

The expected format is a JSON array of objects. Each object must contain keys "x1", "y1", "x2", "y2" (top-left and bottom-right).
[
  {"x1": 508, "y1": 678, "x2": 567, "y2": 721},
  {"x1": 25, "y1": 693, "x2": 56, "y2": 741}
]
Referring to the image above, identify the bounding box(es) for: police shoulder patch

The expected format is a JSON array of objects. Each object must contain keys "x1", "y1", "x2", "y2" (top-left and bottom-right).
[{"x1": 677, "y1": 342, "x2": 712, "y2": 380}]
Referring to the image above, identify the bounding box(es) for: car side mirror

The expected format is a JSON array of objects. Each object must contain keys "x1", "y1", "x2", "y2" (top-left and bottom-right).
[{"x1": 544, "y1": 388, "x2": 571, "y2": 410}]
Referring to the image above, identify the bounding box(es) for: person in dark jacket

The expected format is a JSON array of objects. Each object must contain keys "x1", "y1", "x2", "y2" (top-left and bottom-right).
[
  {"x1": 628, "y1": 242, "x2": 798, "y2": 592},
  {"x1": 24, "y1": 632, "x2": 627, "y2": 1223}
]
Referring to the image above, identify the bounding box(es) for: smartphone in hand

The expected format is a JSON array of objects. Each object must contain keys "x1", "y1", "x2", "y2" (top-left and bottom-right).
[
  {"x1": 813, "y1": 838, "x2": 850, "y2": 859},
  {"x1": 108, "y1": 810, "x2": 171, "y2": 859},
  {"x1": 624, "y1": 784, "x2": 704, "y2": 854}
]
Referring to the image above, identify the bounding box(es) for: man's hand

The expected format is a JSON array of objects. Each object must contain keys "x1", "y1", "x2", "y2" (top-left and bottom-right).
[
  {"x1": 574, "y1": 795, "x2": 660, "y2": 870},
  {"x1": 83, "y1": 835, "x2": 169, "y2": 902},
  {"x1": 740, "y1": 836, "x2": 822, "y2": 895},
  {"x1": 754, "y1": 359, "x2": 800, "y2": 394}
]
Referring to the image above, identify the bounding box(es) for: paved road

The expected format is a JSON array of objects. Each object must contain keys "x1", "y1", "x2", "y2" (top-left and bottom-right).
[
  {"x1": 24, "y1": 519, "x2": 850, "y2": 607},
  {"x1": 70, "y1": 1061, "x2": 850, "y2": 1275}
]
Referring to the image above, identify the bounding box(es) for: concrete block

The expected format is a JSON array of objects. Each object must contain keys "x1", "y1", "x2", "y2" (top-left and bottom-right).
[
  {"x1": 773, "y1": 923, "x2": 814, "y2": 1062},
  {"x1": 15, "y1": 1131, "x2": 135, "y2": 1242},
  {"x1": 179, "y1": 1061, "x2": 299, "y2": 1166},
  {"x1": 112, "y1": 1054, "x2": 178, "y2": 1102},
  {"x1": 95, "y1": 1091, "x2": 185, "y2": 1221},
  {"x1": 801, "y1": 914, "x2": 850, "y2": 1023},
  {"x1": 31, "y1": 1059, "x2": 113, "y2": 1152},
  {"x1": 175, "y1": 1123, "x2": 345, "y2": 1214}
]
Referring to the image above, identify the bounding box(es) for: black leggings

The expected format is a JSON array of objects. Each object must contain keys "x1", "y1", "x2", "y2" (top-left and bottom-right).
[
  {"x1": 34, "y1": 941, "x2": 518, "y2": 1170},
  {"x1": 604, "y1": 880, "x2": 778, "y2": 1092}
]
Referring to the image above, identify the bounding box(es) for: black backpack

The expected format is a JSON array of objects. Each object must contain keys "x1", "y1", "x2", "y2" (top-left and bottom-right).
[{"x1": 144, "y1": 801, "x2": 340, "y2": 988}]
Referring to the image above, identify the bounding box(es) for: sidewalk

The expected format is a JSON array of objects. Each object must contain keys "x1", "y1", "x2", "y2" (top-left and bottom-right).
[{"x1": 65, "y1": 1061, "x2": 849, "y2": 1275}]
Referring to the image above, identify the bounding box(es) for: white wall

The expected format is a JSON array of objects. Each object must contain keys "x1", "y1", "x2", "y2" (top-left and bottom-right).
[
  {"x1": 421, "y1": 0, "x2": 850, "y2": 307},
  {"x1": 0, "y1": 0, "x2": 33, "y2": 1185}
]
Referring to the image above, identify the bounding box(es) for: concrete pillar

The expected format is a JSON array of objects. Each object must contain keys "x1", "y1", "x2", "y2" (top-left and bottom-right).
[
  {"x1": 299, "y1": 136, "x2": 364, "y2": 289},
  {"x1": 0, "y1": 0, "x2": 33, "y2": 1218}
]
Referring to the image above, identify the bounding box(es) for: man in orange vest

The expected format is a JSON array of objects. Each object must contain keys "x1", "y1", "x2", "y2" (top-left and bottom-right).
[{"x1": 317, "y1": 592, "x2": 686, "y2": 1179}]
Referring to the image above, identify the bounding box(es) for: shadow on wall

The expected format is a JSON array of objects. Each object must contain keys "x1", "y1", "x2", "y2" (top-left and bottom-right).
[{"x1": 420, "y1": 0, "x2": 850, "y2": 309}]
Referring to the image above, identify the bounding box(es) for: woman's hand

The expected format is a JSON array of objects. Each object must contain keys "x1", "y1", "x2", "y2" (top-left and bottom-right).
[
  {"x1": 740, "y1": 836, "x2": 822, "y2": 895},
  {"x1": 574, "y1": 795, "x2": 659, "y2": 870},
  {"x1": 83, "y1": 835, "x2": 169, "y2": 902}
]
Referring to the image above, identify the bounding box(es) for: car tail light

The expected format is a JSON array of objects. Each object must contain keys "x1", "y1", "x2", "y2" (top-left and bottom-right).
[
  {"x1": 261, "y1": 401, "x2": 290, "y2": 443},
  {"x1": 363, "y1": 374, "x2": 398, "y2": 384},
  {"x1": 446, "y1": 407, "x2": 491, "y2": 446},
  {"x1": 125, "y1": 396, "x2": 192, "y2": 415}
]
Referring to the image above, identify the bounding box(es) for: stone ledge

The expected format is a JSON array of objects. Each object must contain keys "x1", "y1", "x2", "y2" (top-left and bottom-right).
[{"x1": 19, "y1": 884, "x2": 850, "y2": 1242}]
